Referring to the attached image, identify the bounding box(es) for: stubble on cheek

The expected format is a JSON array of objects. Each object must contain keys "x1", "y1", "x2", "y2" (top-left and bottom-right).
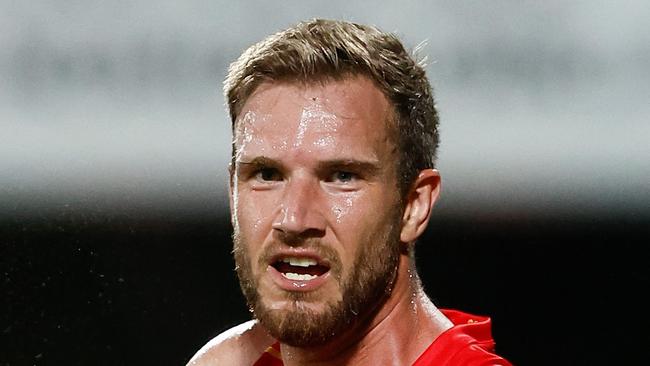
[
  {"x1": 235, "y1": 232, "x2": 345, "y2": 310},
  {"x1": 232, "y1": 231, "x2": 259, "y2": 312},
  {"x1": 231, "y1": 213, "x2": 403, "y2": 347}
]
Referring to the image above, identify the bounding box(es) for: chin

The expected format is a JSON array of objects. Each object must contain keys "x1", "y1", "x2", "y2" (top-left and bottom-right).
[
  {"x1": 263, "y1": 293, "x2": 331, "y2": 315},
  {"x1": 255, "y1": 296, "x2": 350, "y2": 347}
]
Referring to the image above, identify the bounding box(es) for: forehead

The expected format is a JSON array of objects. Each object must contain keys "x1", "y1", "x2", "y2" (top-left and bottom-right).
[{"x1": 233, "y1": 76, "x2": 394, "y2": 156}]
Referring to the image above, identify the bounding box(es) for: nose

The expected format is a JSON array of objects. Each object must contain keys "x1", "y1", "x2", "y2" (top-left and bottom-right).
[{"x1": 272, "y1": 176, "x2": 326, "y2": 239}]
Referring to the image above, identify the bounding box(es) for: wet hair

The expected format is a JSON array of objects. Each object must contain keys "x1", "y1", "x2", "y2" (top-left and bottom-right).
[{"x1": 225, "y1": 18, "x2": 439, "y2": 197}]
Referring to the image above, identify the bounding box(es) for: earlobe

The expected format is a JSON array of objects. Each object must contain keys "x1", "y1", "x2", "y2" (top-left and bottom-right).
[{"x1": 400, "y1": 169, "x2": 441, "y2": 243}]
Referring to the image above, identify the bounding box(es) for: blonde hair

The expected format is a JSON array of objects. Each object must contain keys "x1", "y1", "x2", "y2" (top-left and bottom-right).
[{"x1": 225, "y1": 18, "x2": 439, "y2": 196}]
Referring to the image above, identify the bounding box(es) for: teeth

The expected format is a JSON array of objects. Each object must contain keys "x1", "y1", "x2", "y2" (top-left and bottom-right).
[
  {"x1": 281, "y1": 257, "x2": 317, "y2": 267},
  {"x1": 283, "y1": 272, "x2": 317, "y2": 281}
]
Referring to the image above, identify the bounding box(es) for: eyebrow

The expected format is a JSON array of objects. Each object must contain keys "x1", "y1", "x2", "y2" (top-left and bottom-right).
[
  {"x1": 317, "y1": 159, "x2": 381, "y2": 175},
  {"x1": 237, "y1": 156, "x2": 279, "y2": 168},
  {"x1": 236, "y1": 156, "x2": 381, "y2": 175}
]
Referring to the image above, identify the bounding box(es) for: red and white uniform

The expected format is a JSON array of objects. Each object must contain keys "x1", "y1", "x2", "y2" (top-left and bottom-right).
[{"x1": 253, "y1": 309, "x2": 512, "y2": 366}]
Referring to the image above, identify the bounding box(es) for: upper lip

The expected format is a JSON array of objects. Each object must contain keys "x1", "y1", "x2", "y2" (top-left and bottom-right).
[{"x1": 268, "y1": 248, "x2": 331, "y2": 268}]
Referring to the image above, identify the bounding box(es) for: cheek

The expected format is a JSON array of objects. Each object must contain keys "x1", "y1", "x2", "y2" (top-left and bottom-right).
[
  {"x1": 235, "y1": 189, "x2": 280, "y2": 237},
  {"x1": 329, "y1": 191, "x2": 390, "y2": 228},
  {"x1": 330, "y1": 195, "x2": 355, "y2": 224},
  {"x1": 328, "y1": 193, "x2": 386, "y2": 257},
  {"x1": 331, "y1": 190, "x2": 399, "y2": 243}
]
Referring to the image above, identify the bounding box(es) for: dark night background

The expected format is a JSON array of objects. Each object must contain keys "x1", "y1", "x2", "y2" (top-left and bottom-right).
[
  {"x1": 2, "y1": 1, "x2": 649, "y2": 365},
  {"x1": 3, "y1": 211, "x2": 649, "y2": 365}
]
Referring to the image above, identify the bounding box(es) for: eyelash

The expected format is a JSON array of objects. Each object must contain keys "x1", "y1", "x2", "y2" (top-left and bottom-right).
[
  {"x1": 247, "y1": 167, "x2": 361, "y2": 185},
  {"x1": 327, "y1": 171, "x2": 358, "y2": 183},
  {"x1": 253, "y1": 167, "x2": 282, "y2": 182}
]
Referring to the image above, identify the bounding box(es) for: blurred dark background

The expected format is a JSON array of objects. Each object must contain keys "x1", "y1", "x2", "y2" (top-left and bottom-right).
[
  {"x1": 2, "y1": 1, "x2": 649, "y2": 365},
  {"x1": 3, "y1": 212, "x2": 649, "y2": 365}
]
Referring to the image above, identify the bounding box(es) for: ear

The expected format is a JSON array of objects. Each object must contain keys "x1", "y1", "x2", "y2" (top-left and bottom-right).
[{"x1": 400, "y1": 169, "x2": 441, "y2": 243}]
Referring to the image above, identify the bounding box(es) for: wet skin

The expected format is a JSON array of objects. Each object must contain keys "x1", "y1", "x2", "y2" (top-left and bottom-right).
[
  {"x1": 231, "y1": 75, "x2": 401, "y2": 318},
  {"x1": 226, "y1": 76, "x2": 451, "y2": 366}
]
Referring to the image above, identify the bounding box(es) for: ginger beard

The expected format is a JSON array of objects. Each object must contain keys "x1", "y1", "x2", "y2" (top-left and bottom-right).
[{"x1": 233, "y1": 212, "x2": 402, "y2": 347}]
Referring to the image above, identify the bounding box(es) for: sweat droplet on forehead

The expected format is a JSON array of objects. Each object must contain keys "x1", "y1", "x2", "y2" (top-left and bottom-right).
[
  {"x1": 237, "y1": 100, "x2": 343, "y2": 154},
  {"x1": 294, "y1": 103, "x2": 341, "y2": 147},
  {"x1": 234, "y1": 111, "x2": 261, "y2": 160},
  {"x1": 233, "y1": 79, "x2": 393, "y2": 164},
  {"x1": 235, "y1": 110, "x2": 285, "y2": 155},
  {"x1": 239, "y1": 111, "x2": 258, "y2": 144}
]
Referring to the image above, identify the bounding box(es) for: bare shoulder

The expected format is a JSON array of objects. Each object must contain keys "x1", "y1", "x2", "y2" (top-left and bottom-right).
[{"x1": 185, "y1": 320, "x2": 276, "y2": 366}]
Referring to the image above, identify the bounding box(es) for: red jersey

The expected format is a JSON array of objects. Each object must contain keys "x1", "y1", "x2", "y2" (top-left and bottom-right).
[
  {"x1": 253, "y1": 309, "x2": 512, "y2": 366},
  {"x1": 412, "y1": 309, "x2": 512, "y2": 366},
  {"x1": 253, "y1": 341, "x2": 283, "y2": 366}
]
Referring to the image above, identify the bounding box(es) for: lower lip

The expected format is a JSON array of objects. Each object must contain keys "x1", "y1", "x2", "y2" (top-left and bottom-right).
[{"x1": 267, "y1": 265, "x2": 331, "y2": 292}]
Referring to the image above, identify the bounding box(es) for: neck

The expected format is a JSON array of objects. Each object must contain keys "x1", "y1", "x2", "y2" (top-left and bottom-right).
[{"x1": 278, "y1": 255, "x2": 453, "y2": 366}]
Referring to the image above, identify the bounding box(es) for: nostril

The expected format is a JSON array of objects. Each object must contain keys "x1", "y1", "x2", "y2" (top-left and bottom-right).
[
  {"x1": 273, "y1": 208, "x2": 325, "y2": 237},
  {"x1": 272, "y1": 180, "x2": 327, "y2": 236}
]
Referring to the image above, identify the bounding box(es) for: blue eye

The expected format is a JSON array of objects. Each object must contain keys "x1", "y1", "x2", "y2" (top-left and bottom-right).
[{"x1": 331, "y1": 171, "x2": 356, "y2": 183}]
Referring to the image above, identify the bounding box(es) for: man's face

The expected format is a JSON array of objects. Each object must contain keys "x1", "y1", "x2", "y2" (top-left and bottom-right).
[{"x1": 230, "y1": 76, "x2": 404, "y2": 346}]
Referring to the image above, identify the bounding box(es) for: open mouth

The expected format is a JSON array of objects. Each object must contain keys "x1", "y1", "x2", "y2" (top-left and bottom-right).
[{"x1": 271, "y1": 257, "x2": 330, "y2": 281}]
